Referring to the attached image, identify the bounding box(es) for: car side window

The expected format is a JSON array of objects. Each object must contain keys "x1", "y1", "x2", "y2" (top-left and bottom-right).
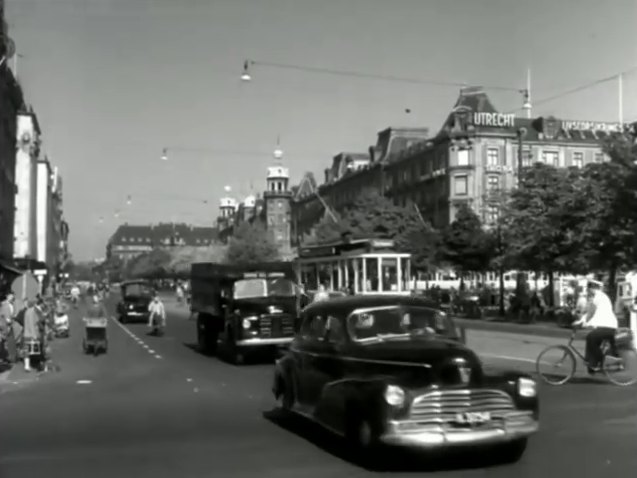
[
  {"x1": 325, "y1": 314, "x2": 346, "y2": 344},
  {"x1": 300, "y1": 312, "x2": 327, "y2": 341}
]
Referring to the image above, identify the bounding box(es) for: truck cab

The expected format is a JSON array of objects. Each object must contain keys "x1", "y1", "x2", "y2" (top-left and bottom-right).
[{"x1": 190, "y1": 262, "x2": 303, "y2": 364}]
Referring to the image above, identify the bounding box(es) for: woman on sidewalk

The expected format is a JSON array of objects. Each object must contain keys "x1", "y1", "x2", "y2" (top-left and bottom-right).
[{"x1": 22, "y1": 299, "x2": 42, "y2": 372}]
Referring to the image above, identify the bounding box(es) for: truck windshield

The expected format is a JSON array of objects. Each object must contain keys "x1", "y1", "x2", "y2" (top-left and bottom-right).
[{"x1": 233, "y1": 278, "x2": 296, "y2": 299}]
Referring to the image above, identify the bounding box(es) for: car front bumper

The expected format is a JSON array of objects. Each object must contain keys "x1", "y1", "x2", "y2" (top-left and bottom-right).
[
  {"x1": 235, "y1": 337, "x2": 293, "y2": 347},
  {"x1": 380, "y1": 411, "x2": 538, "y2": 449}
]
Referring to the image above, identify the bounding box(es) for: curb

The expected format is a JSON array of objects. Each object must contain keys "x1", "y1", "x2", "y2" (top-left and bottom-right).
[{"x1": 454, "y1": 317, "x2": 572, "y2": 339}]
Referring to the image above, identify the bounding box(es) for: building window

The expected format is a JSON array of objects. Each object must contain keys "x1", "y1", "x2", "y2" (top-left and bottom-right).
[
  {"x1": 487, "y1": 148, "x2": 499, "y2": 166},
  {"x1": 487, "y1": 175, "x2": 500, "y2": 193},
  {"x1": 454, "y1": 175, "x2": 468, "y2": 195},
  {"x1": 486, "y1": 204, "x2": 499, "y2": 224},
  {"x1": 542, "y1": 151, "x2": 559, "y2": 166},
  {"x1": 521, "y1": 149, "x2": 533, "y2": 167},
  {"x1": 572, "y1": 152, "x2": 584, "y2": 168},
  {"x1": 594, "y1": 152, "x2": 604, "y2": 163},
  {"x1": 457, "y1": 149, "x2": 469, "y2": 167}
]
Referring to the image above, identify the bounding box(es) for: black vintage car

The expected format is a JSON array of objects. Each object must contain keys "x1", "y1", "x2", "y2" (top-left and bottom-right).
[
  {"x1": 117, "y1": 280, "x2": 154, "y2": 323},
  {"x1": 272, "y1": 295, "x2": 539, "y2": 462},
  {"x1": 191, "y1": 262, "x2": 303, "y2": 364}
]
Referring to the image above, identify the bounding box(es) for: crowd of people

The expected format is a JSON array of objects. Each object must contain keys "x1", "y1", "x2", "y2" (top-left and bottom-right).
[{"x1": 0, "y1": 290, "x2": 59, "y2": 372}]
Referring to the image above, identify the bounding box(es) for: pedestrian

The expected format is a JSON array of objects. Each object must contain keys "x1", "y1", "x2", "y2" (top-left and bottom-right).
[
  {"x1": 148, "y1": 292, "x2": 166, "y2": 335},
  {"x1": 312, "y1": 284, "x2": 330, "y2": 303},
  {"x1": 86, "y1": 294, "x2": 108, "y2": 318},
  {"x1": 0, "y1": 291, "x2": 17, "y2": 364},
  {"x1": 22, "y1": 299, "x2": 42, "y2": 372}
]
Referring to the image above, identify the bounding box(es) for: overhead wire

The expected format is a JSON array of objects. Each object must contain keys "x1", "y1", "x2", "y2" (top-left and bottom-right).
[
  {"x1": 506, "y1": 65, "x2": 637, "y2": 115},
  {"x1": 247, "y1": 59, "x2": 523, "y2": 92}
]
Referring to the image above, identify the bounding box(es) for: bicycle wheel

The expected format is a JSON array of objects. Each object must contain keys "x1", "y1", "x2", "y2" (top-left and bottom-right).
[
  {"x1": 536, "y1": 345, "x2": 576, "y2": 385},
  {"x1": 603, "y1": 349, "x2": 637, "y2": 386}
]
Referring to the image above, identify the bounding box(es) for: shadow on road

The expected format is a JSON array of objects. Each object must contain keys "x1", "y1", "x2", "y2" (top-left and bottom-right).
[
  {"x1": 181, "y1": 342, "x2": 277, "y2": 366},
  {"x1": 262, "y1": 408, "x2": 522, "y2": 472}
]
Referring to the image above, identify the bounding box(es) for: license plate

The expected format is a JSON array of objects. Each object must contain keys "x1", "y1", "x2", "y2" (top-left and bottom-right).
[{"x1": 454, "y1": 411, "x2": 491, "y2": 425}]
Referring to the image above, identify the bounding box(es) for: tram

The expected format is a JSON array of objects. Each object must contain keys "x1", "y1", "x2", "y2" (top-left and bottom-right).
[{"x1": 295, "y1": 238, "x2": 412, "y2": 295}]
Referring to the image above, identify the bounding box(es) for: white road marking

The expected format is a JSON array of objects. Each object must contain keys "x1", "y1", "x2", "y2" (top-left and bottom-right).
[
  {"x1": 480, "y1": 353, "x2": 536, "y2": 364},
  {"x1": 109, "y1": 316, "x2": 161, "y2": 361},
  {"x1": 193, "y1": 387, "x2": 199, "y2": 393},
  {"x1": 148, "y1": 349, "x2": 156, "y2": 354},
  {"x1": 76, "y1": 380, "x2": 92, "y2": 385},
  {"x1": 154, "y1": 355, "x2": 162, "y2": 359},
  {"x1": 186, "y1": 378, "x2": 193, "y2": 382}
]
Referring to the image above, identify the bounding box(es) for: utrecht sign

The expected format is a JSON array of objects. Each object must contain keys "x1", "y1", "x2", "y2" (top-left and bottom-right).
[{"x1": 473, "y1": 112, "x2": 516, "y2": 128}]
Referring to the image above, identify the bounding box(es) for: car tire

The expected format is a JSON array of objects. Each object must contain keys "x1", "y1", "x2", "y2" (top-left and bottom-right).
[
  {"x1": 346, "y1": 414, "x2": 381, "y2": 464},
  {"x1": 500, "y1": 438, "x2": 527, "y2": 464},
  {"x1": 119, "y1": 315, "x2": 126, "y2": 324}
]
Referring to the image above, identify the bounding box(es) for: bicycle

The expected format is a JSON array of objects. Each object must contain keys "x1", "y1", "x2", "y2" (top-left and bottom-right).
[{"x1": 535, "y1": 326, "x2": 637, "y2": 386}]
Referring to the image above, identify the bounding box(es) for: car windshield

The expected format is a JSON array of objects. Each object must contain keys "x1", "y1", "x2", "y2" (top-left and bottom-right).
[
  {"x1": 346, "y1": 305, "x2": 454, "y2": 342},
  {"x1": 233, "y1": 278, "x2": 296, "y2": 299},
  {"x1": 123, "y1": 283, "x2": 153, "y2": 297}
]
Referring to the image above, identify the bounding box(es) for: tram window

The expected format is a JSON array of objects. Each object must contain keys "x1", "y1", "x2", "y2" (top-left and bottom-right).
[
  {"x1": 365, "y1": 258, "x2": 379, "y2": 292},
  {"x1": 382, "y1": 258, "x2": 398, "y2": 292}
]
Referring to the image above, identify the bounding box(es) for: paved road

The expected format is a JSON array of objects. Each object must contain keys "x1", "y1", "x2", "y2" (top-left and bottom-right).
[{"x1": 0, "y1": 298, "x2": 635, "y2": 477}]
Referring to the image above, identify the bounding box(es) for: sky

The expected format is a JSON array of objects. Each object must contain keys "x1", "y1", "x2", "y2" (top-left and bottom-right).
[{"x1": 5, "y1": 0, "x2": 637, "y2": 260}]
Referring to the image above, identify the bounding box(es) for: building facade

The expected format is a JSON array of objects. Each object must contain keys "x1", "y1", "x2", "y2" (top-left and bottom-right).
[
  {"x1": 35, "y1": 156, "x2": 52, "y2": 266},
  {"x1": 106, "y1": 223, "x2": 219, "y2": 263},
  {"x1": 13, "y1": 111, "x2": 40, "y2": 261},
  {"x1": 291, "y1": 87, "x2": 615, "y2": 243},
  {"x1": 0, "y1": 61, "x2": 23, "y2": 267}
]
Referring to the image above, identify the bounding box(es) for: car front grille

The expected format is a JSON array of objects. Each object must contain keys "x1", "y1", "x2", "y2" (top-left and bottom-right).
[
  {"x1": 259, "y1": 314, "x2": 295, "y2": 338},
  {"x1": 408, "y1": 389, "x2": 515, "y2": 425}
]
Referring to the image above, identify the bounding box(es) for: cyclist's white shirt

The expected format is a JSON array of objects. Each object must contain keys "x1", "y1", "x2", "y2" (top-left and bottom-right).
[{"x1": 587, "y1": 290, "x2": 618, "y2": 329}]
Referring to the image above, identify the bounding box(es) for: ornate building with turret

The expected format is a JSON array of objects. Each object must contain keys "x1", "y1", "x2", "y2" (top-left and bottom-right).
[{"x1": 215, "y1": 146, "x2": 293, "y2": 258}]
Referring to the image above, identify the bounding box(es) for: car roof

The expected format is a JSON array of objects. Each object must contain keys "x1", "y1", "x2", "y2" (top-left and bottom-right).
[
  {"x1": 121, "y1": 280, "x2": 152, "y2": 286},
  {"x1": 304, "y1": 294, "x2": 440, "y2": 315}
]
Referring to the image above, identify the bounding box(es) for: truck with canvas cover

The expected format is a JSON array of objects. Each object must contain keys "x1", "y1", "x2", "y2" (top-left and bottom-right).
[{"x1": 190, "y1": 262, "x2": 302, "y2": 364}]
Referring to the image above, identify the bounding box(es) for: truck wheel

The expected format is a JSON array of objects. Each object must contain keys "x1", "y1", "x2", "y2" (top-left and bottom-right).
[{"x1": 197, "y1": 317, "x2": 217, "y2": 355}]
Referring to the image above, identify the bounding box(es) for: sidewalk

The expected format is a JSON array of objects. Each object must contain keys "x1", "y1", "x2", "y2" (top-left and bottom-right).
[{"x1": 0, "y1": 308, "x2": 85, "y2": 394}]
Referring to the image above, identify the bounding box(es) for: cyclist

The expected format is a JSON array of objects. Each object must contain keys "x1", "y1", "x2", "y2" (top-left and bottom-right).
[
  {"x1": 573, "y1": 279, "x2": 618, "y2": 374},
  {"x1": 148, "y1": 292, "x2": 166, "y2": 336}
]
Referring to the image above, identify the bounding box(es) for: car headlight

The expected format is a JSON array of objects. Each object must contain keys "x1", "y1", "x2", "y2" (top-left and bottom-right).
[
  {"x1": 128, "y1": 304, "x2": 133, "y2": 309},
  {"x1": 384, "y1": 385, "x2": 405, "y2": 407},
  {"x1": 242, "y1": 316, "x2": 258, "y2": 329},
  {"x1": 517, "y1": 377, "x2": 537, "y2": 398}
]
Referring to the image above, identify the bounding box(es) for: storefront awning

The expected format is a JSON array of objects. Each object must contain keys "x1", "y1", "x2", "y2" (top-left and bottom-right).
[{"x1": 0, "y1": 260, "x2": 24, "y2": 276}]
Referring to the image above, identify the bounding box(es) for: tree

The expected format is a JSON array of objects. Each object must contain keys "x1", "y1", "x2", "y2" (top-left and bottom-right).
[
  {"x1": 440, "y1": 202, "x2": 493, "y2": 277},
  {"x1": 340, "y1": 189, "x2": 422, "y2": 240},
  {"x1": 566, "y1": 137, "x2": 637, "y2": 293},
  {"x1": 308, "y1": 211, "x2": 348, "y2": 244},
  {"x1": 130, "y1": 248, "x2": 172, "y2": 278},
  {"x1": 225, "y1": 222, "x2": 281, "y2": 265}
]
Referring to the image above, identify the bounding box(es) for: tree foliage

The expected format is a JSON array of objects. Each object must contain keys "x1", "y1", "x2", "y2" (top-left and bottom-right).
[
  {"x1": 440, "y1": 202, "x2": 494, "y2": 274},
  {"x1": 225, "y1": 222, "x2": 281, "y2": 265}
]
